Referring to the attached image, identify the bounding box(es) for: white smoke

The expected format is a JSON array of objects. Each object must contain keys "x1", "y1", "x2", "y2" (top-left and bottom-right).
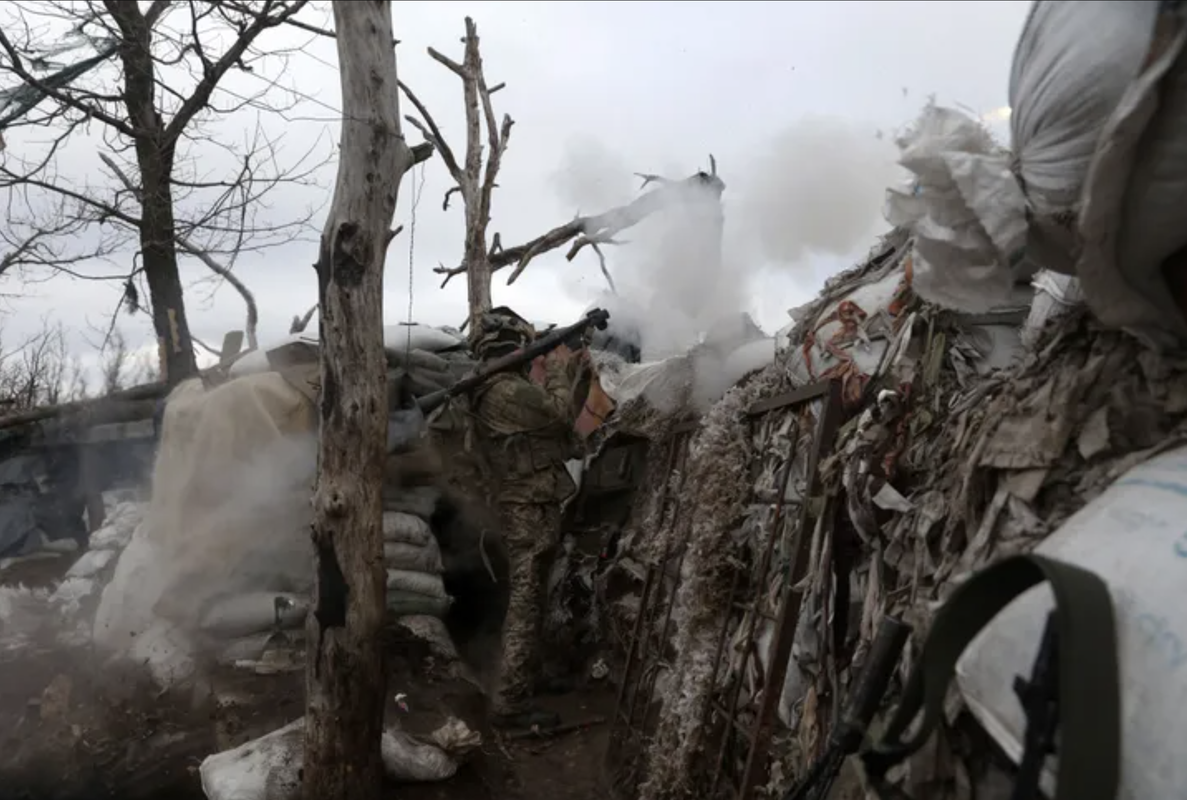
[
  {"x1": 734, "y1": 117, "x2": 902, "y2": 268},
  {"x1": 551, "y1": 116, "x2": 901, "y2": 408}
]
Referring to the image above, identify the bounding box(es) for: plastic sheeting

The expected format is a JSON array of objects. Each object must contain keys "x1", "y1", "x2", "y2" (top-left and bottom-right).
[{"x1": 92, "y1": 373, "x2": 450, "y2": 687}]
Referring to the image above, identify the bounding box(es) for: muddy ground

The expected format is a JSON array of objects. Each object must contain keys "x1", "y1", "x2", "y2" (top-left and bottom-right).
[{"x1": 0, "y1": 556, "x2": 615, "y2": 800}]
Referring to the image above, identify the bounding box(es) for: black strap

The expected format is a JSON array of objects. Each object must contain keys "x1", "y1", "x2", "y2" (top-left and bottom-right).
[{"x1": 863, "y1": 554, "x2": 1120, "y2": 800}]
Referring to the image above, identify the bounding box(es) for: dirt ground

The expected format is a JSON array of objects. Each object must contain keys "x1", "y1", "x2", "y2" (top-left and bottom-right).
[{"x1": 0, "y1": 557, "x2": 615, "y2": 800}]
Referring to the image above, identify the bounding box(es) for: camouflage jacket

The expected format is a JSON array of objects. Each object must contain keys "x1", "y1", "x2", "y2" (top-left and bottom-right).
[{"x1": 470, "y1": 356, "x2": 578, "y2": 505}]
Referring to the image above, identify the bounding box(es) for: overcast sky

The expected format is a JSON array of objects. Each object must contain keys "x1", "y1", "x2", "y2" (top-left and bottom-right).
[{"x1": 1, "y1": 0, "x2": 1031, "y2": 381}]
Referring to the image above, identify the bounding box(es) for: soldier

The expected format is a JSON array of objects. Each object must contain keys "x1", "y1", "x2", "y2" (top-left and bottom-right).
[{"x1": 469, "y1": 306, "x2": 580, "y2": 730}]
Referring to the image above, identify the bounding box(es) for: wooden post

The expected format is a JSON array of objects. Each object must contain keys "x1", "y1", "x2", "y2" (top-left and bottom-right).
[{"x1": 302, "y1": 2, "x2": 416, "y2": 798}]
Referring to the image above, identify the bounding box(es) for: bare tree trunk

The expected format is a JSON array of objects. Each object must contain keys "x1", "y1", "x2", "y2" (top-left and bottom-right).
[
  {"x1": 106, "y1": 0, "x2": 199, "y2": 386},
  {"x1": 303, "y1": 3, "x2": 414, "y2": 798},
  {"x1": 400, "y1": 17, "x2": 513, "y2": 331}
]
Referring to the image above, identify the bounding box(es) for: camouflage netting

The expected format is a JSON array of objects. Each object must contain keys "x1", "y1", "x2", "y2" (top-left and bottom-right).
[{"x1": 600, "y1": 220, "x2": 1187, "y2": 798}]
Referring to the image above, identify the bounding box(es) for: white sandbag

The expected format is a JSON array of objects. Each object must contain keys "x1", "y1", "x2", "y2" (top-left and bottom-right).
[
  {"x1": 956, "y1": 445, "x2": 1187, "y2": 800},
  {"x1": 199, "y1": 717, "x2": 462, "y2": 800},
  {"x1": 884, "y1": 104, "x2": 1029, "y2": 313},
  {"x1": 382, "y1": 323, "x2": 466, "y2": 355},
  {"x1": 93, "y1": 526, "x2": 169, "y2": 652},
  {"x1": 65, "y1": 547, "x2": 116, "y2": 579},
  {"x1": 384, "y1": 541, "x2": 442, "y2": 574},
  {"x1": 197, "y1": 592, "x2": 308, "y2": 639},
  {"x1": 1075, "y1": 8, "x2": 1187, "y2": 342},
  {"x1": 1022, "y1": 270, "x2": 1085, "y2": 348},
  {"x1": 89, "y1": 519, "x2": 135, "y2": 551},
  {"x1": 382, "y1": 511, "x2": 433, "y2": 546},
  {"x1": 128, "y1": 618, "x2": 197, "y2": 689},
  {"x1": 49, "y1": 576, "x2": 96, "y2": 615},
  {"x1": 386, "y1": 569, "x2": 446, "y2": 599},
  {"x1": 228, "y1": 326, "x2": 465, "y2": 380},
  {"x1": 1010, "y1": 1, "x2": 1159, "y2": 221},
  {"x1": 226, "y1": 334, "x2": 317, "y2": 378}
]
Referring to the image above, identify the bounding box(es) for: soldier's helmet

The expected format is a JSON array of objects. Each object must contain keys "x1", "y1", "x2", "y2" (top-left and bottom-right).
[{"x1": 472, "y1": 306, "x2": 535, "y2": 359}]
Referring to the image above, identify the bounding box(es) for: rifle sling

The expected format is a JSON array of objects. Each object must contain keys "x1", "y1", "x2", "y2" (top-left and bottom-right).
[{"x1": 863, "y1": 553, "x2": 1120, "y2": 800}]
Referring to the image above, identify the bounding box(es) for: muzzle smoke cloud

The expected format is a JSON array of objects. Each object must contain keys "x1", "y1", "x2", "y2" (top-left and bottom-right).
[{"x1": 551, "y1": 116, "x2": 902, "y2": 405}]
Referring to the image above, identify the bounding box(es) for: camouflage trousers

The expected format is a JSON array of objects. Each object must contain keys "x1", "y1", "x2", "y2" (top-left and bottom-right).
[{"x1": 491, "y1": 501, "x2": 562, "y2": 715}]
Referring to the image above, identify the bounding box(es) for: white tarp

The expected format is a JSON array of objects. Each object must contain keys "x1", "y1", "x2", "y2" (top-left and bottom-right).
[{"x1": 93, "y1": 374, "x2": 450, "y2": 688}]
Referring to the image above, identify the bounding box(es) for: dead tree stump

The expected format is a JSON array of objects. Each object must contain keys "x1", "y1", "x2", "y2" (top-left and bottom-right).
[{"x1": 303, "y1": 2, "x2": 417, "y2": 798}]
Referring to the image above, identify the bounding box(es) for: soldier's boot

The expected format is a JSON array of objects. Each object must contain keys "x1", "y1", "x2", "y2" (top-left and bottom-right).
[{"x1": 490, "y1": 705, "x2": 560, "y2": 731}]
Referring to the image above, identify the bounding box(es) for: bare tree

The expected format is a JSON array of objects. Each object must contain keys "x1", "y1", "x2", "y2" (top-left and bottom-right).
[
  {"x1": 0, "y1": 318, "x2": 86, "y2": 410},
  {"x1": 0, "y1": 0, "x2": 328, "y2": 385},
  {"x1": 100, "y1": 327, "x2": 129, "y2": 396},
  {"x1": 397, "y1": 22, "x2": 725, "y2": 320},
  {"x1": 400, "y1": 16, "x2": 512, "y2": 329},
  {"x1": 303, "y1": 2, "x2": 420, "y2": 797}
]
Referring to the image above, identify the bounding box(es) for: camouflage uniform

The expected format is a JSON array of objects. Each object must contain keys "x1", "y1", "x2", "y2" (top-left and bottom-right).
[{"x1": 470, "y1": 309, "x2": 578, "y2": 721}]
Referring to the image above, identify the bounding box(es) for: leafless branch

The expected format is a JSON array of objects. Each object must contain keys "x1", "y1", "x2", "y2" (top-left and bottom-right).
[
  {"x1": 0, "y1": 0, "x2": 329, "y2": 383},
  {"x1": 434, "y1": 159, "x2": 726, "y2": 288},
  {"x1": 100, "y1": 152, "x2": 259, "y2": 350},
  {"x1": 289, "y1": 303, "x2": 317, "y2": 334},
  {"x1": 400, "y1": 16, "x2": 514, "y2": 327}
]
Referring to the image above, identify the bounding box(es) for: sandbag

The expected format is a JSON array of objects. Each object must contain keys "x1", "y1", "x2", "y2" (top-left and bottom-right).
[
  {"x1": 382, "y1": 510, "x2": 434, "y2": 546},
  {"x1": 65, "y1": 547, "x2": 115, "y2": 579},
  {"x1": 1010, "y1": 0, "x2": 1159, "y2": 223},
  {"x1": 384, "y1": 541, "x2": 442, "y2": 574},
  {"x1": 956, "y1": 445, "x2": 1187, "y2": 800},
  {"x1": 197, "y1": 592, "x2": 308, "y2": 639},
  {"x1": 228, "y1": 325, "x2": 465, "y2": 380},
  {"x1": 1076, "y1": 6, "x2": 1187, "y2": 342},
  {"x1": 198, "y1": 717, "x2": 464, "y2": 800},
  {"x1": 1011, "y1": 0, "x2": 1187, "y2": 342},
  {"x1": 884, "y1": 103, "x2": 1030, "y2": 313},
  {"x1": 387, "y1": 568, "x2": 446, "y2": 599}
]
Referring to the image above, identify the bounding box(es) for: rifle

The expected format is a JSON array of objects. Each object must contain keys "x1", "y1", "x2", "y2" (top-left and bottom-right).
[
  {"x1": 1010, "y1": 611, "x2": 1060, "y2": 800},
  {"x1": 786, "y1": 616, "x2": 912, "y2": 800},
  {"x1": 413, "y1": 307, "x2": 610, "y2": 416},
  {"x1": 385, "y1": 307, "x2": 611, "y2": 453}
]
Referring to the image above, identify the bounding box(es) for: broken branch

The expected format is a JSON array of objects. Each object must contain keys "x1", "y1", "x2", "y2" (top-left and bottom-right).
[
  {"x1": 100, "y1": 153, "x2": 260, "y2": 351},
  {"x1": 435, "y1": 158, "x2": 725, "y2": 288}
]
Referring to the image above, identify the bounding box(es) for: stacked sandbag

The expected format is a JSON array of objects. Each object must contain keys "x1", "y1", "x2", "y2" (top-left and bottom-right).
[
  {"x1": 49, "y1": 492, "x2": 146, "y2": 625},
  {"x1": 383, "y1": 510, "x2": 450, "y2": 618},
  {"x1": 888, "y1": 1, "x2": 1187, "y2": 344},
  {"x1": 199, "y1": 716, "x2": 481, "y2": 800}
]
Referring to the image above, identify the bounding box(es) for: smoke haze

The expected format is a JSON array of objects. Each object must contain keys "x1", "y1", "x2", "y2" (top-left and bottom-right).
[{"x1": 550, "y1": 116, "x2": 902, "y2": 405}]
